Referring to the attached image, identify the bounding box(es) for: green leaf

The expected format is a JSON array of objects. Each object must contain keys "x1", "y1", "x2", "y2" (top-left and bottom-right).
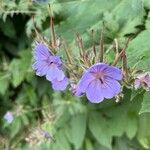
[
  {"x1": 144, "y1": 0, "x2": 150, "y2": 9},
  {"x1": 100, "y1": 89, "x2": 139, "y2": 140},
  {"x1": 137, "y1": 113, "x2": 150, "y2": 149},
  {"x1": 125, "y1": 112, "x2": 138, "y2": 139},
  {"x1": 96, "y1": 0, "x2": 144, "y2": 42},
  {"x1": 51, "y1": 129, "x2": 71, "y2": 150},
  {"x1": 9, "y1": 50, "x2": 32, "y2": 87},
  {"x1": 127, "y1": 30, "x2": 150, "y2": 71},
  {"x1": 0, "y1": 73, "x2": 10, "y2": 95},
  {"x1": 25, "y1": 85, "x2": 38, "y2": 106},
  {"x1": 10, "y1": 117, "x2": 22, "y2": 138},
  {"x1": 55, "y1": 106, "x2": 71, "y2": 128},
  {"x1": 89, "y1": 112, "x2": 112, "y2": 149},
  {"x1": 0, "y1": 18, "x2": 16, "y2": 38},
  {"x1": 68, "y1": 114, "x2": 87, "y2": 150},
  {"x1": 113, "y1": 137, "x2": 131, "y2": 150},
  {"x1": 21, "y1": 114, "x2": 29, "y2": 126},
  {"x1": 9, "y1": 59, "x2": 24, "y2": 87},
  {"x1": 55, "y1": 0, "x2": 122, "y2": 42},
  {"x1": 140, "y1": 92, "x2": 150, "y2": 114}
]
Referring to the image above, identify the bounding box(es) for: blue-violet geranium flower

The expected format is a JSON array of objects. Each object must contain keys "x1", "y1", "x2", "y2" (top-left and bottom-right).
[
  {"x1": 32, "y1": 43, "x2": 68, "y2": 91},
  {"x1": 74, "y1": 63, "x2": 122, "y2": 103}
]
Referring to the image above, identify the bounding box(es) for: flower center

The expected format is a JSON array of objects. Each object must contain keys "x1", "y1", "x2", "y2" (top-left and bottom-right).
[
  {"x1": 44, "y1": 59, "x2": 54, "y2": 66},
  {"x1": 94, "y1": 72, "x2": 105, "y2": 84}
]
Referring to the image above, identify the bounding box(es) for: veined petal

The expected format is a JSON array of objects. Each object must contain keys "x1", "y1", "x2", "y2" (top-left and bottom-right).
[
  {"x1": 46, "y1": 65, "x2": 65, "y2": 81},
  {"x1": 52, "y1": 77, "x2": 69, "y2": 91},
  {"x1": 78, "y1": 72, "x2": 95, "y2": 92},
  {"x1": 88, "y1": 63, "x2": 109, "y2": 73},
  {"x1": 104, "y1": 66, "x2": 122, "y2": 80},
  {"x1": 32, "y1": 61, "x2": 49, "y2": 76},
  {"x1": 34, "y1": 43, "x2": 51, "y2": 60},
  {"x1": 86, "y1": 79, "x2": 104, "y2": 103},
  {"x1": 101, "y1": 77, "x2": 121, "y2": 99}
]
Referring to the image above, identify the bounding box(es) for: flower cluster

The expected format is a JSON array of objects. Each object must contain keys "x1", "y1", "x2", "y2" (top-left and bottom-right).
[
  {"x1": 32, "y1": 42, "x2": 123, "y2": 103},
  {"x1": 31, "y1": 0, "x2": 150, "y2": 105},
  {"x1": 32, "y1": 27, "x2": 149, "y2": 104},
  {"x1": 32, "y1": 43, "x2": 68, "y2": 91}
]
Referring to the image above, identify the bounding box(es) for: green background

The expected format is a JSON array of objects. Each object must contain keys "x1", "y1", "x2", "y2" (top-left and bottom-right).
[{"x1": 0, "y1": 0, "x2": 150, "y2": 149}]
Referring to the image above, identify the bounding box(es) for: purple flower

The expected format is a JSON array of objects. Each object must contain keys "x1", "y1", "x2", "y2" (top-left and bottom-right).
[
  {"x1": 32, "y1": 43, "x2": 68, "y2": 90},
  {"x1": 32, "y1": 43, "x2": 52, "y2": 76},
  {"x1": 4, "y1": 111, "x2": 14, "y2": 123},
  {"x1": 74, "y1": 63, "x2": 122, "y2": 103},
  {"x1": 134, "y1": 72, "x2": 150, "y2": 90},
  {"x1": 45, "y1": 56, "x2": 65, "y2": 82},
  {"x1": 52, "y1": 77, "x2": 69, "y2": 91}
]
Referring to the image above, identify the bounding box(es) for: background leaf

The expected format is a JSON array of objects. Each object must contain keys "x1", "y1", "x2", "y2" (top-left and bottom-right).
[
  {"x1": 67, "y1": 113, "x2": 87, "y2": 150},
  {"x1": 140, "y1": 92, "x2": 150, "y2": 114},
  {"x1": 89, "y1": 112, "x2": 112, "y2": 149},
  {"x1": 0, "y1": 0, "x2": 150, "y2": 149}
]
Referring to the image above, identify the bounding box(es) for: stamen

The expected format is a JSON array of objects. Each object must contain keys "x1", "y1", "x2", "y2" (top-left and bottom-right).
[{"x1": 99, "y1": 78, "x2": 104, "y2": 84}]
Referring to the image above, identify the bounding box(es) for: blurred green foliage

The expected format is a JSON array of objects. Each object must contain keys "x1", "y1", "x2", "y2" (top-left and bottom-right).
[{"x1": 0, "y1": 0, "x2": 150, "y2": 150}]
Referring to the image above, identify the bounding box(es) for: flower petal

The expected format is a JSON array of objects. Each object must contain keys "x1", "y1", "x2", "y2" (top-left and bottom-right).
[
  {"x1": 77, "y1": 72, "x2": 94, "y2": 92},
  {"x1": 34, "y1": 43, "x2": 51, "y2": 60},
  {"x1": 104, "y1": 66, "x2": 122, "y2": 80},
  {"x1": 49, "y1": 56, "x2": 62, "y2": 65},
  {"x1": 88, "y1": 63, "x2": 109, "y2": 73},
  {"x1": 134, "y1": 79, "x2": 141, "y2": 89},
  {"x1": 51, "y1": 77, "x2": 68, "y2": 91},
  {"x1": 4, "y1": 112, "x2": 14, "y2": 123},
  {"x1": 32, "y1": 61, "x2": 49, "y2": 76},
  {"x1": 86, "y1": 79, "x2": 104, "y2": 103},
  {"x1": 144, "y1": 73, "x2": 150, "y2": 88},
  {"x1": 102, "y1": 77, "x2": 121, "y2": 99},
  {"x1": 46, "y1": 65, "x2": 65, "y2": 81}
]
